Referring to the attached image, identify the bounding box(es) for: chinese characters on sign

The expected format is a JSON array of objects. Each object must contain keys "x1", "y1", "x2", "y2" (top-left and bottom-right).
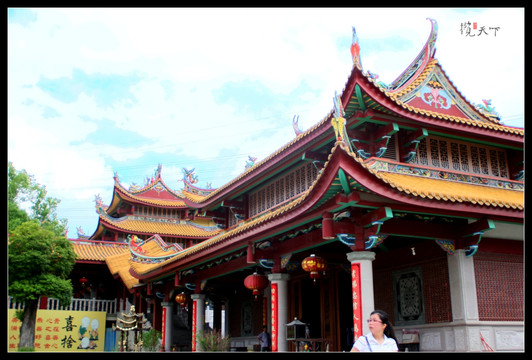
[
  {"x1": 161, "y1": 307, "x2": 167, "y2": 350},
  {"x1": 191, "y1": 300, "x2": 197, "y2": 351},
  {"x1": 8, "y1": 309, "x2": 106, "y2": 352},
  {"x1": 460, "y1": 22, "x2": 500, "y2": 37},
  {"x1": 351, "y1": 263, "x2": 363, "y2": 342},
  {"x1": 271, "y1": 283, "x2": 278, "y2": 352}
]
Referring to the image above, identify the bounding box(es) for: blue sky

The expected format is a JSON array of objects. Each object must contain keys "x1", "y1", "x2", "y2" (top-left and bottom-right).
[{"x1": 8, "y1": 8, "x2": 524, "y2": 238}]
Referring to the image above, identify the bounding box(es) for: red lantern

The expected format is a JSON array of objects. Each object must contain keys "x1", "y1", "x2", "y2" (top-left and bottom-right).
[
  {"x1": 175, "y1": 292, "x2": 188, "y2": 308},
  {"x1": 244, "y1": 272, "x2": 269, "y2": 300},
  {"x1": 79, "y1": 276, "x2": 89, "y2": 287},
  {"x1": 301, "y1": 254, "x2": 327, "y2": 282}
]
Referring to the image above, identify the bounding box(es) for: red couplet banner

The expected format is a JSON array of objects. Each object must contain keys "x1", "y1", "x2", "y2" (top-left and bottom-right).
[
  {"x1": 192, "y1": 300, "x2": 197, "y2": 351},
  {"x1": 161, "y1": 307, "x2": 167, "y2": 350},
  {"x1": 270, "y1": 282, "x2": 278, "y2": 352},
  {"x1": 351, "y1": 263, "x2": 363, "y2": 341}
]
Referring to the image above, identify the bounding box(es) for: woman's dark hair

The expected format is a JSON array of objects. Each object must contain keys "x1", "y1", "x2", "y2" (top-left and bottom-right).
[{"x1": 371, "y1": 310, "x2": 398, "y2": 344}]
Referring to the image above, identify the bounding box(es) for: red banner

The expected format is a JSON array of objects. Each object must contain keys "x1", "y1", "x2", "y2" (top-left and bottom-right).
[
  {"x1": 270, "y1": 283, "x2": 278, "y2": 352},
  {"x1": 161, "y1": 307, "x2": 166, "y2": 350},
  {"x1": 351, "y1": 263, "x2": 363, "y2": 341},
  {"x1": 192, "y1": 300, "x2": 197, "y2": 351}
]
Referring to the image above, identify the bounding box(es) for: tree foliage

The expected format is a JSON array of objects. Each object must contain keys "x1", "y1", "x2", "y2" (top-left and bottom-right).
[
  {"x1": 9, "y1": 221, "x2": 76, "y2": 305},
  {"x1": 196, "y1": 330, "x2": 232, "y2": 351},
  {"x1": 8, "y1": 161, "x2": 67, "y2": 236},
  {"x1": 8, "y1": 162, "x2": 76, "y2": 349}
]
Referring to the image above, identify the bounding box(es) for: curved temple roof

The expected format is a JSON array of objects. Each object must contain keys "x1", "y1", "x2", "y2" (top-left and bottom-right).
[
  {"x1": 127, "y1": 139, "x2": 523, "y2": 282},
  {"x1": 170, "y1": 19, "x2": 523, "y2": 212},
  {"x1": 74, "y1": 19, "x2": 523, "y2": 289}
]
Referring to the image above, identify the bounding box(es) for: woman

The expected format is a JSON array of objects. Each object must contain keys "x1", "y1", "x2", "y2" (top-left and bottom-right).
[{"x1": 351, "y1": 310, "x2": 398, "y2": 352}]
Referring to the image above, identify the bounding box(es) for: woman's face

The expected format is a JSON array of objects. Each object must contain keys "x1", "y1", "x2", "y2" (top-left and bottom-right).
[{"x1": 368, "y1": 313, "x2": 386, "y2": 336}]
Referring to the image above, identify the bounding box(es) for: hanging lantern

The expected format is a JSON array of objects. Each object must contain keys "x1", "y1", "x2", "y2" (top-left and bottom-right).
[
  {"x1": 301, "y1": 254, "x2": 327, "y2": 282},
  {"x1": 175, "y1": 292, "x2": 188, "y2": 308},
  {"x1": 79, "y1": 276, "x2": 89, "y2": 288},
  {"x1": 244, "y1": 272, "x2": 269, "y2": 300}
]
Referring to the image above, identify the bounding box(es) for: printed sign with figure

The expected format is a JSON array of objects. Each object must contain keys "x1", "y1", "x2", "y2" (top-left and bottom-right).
[{"x1": 8, "y1": 309, "x2": 106, "y2": 352}]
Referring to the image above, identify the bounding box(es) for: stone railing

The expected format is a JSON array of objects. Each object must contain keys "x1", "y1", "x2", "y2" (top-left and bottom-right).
[{"x1": 8, "y1": 297, "x2": 123, "y2": 314}]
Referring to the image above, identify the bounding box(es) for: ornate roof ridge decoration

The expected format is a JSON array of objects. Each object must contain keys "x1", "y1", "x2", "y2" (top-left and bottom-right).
[
  {"x1": 391, "y1": 61, "x2": 503, "y2": 125},
  {"x1": 180, "y1": 167, "x2": 217, "y2": 197},
  {"x1": 361, "y1": 62, "x2": 523, "y2": 135},
  {"x1": 350, "y1": 26, "x2": 363, "y2": 70},
  {"x1": 364, "y1": 157, "x2": 524, "y2": 192},
  {"x1": 95, "y1": 194, "x2": 108, "y2": 215},
  {"x1": 115, "y1": 164, "x2": 185, "y2": 200},
  {"x1": 127, "y1": 234, "x2": 185, "y2": 264},
  {"x1": 114, "y1": 185, "x2": 187, "y2": 207}
]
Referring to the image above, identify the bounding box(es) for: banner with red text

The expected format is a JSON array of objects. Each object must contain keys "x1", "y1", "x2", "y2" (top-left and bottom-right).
[{"x1": 8, "y1": 309, "x2": 107, "y2": 352}]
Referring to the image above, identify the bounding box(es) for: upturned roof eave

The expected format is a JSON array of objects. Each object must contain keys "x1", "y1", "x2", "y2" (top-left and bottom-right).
[{"x1": 129, "y1": 141, "x2": 523, "y2": 282}]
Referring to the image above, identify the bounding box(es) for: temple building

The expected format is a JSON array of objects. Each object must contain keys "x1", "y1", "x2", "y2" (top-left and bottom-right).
[{"x1": 67, "y1": 19, "x2": 523, "y2": 352}]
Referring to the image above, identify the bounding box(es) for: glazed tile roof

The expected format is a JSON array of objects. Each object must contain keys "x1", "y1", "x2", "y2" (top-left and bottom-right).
[
  {"x1": 106, "y1": 251, "x2": 140, "y2": 289},
  {"x1": 71, "y1": 240, "x2": 129, "y2": 262},
  {"x1": 103, "y1": 235, "x2": 186, "y2": 289},
  {"x1": 370, "y1": 170, "x2": 524, "y2": 210},
  {"x1": 92, "y1": 21, "x2": 525, "y2": 286},
  {"x1": 115, "y1": 185, "x2": 187, "y2": 207},
  {"x1": 128, "y1": 140, "x2": 524, "y2": 279},
  {"x1": 130, "y1": 234, "x2": 183, "y2": 259},
  {"x1": 181, "y1": 190, "x2": 208, "y2": 204},
  {"x1": 99, "y1": 215, "x2": 221, "y2": 238}
]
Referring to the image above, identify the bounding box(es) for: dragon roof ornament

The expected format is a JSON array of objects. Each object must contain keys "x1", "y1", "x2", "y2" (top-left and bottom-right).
[{"x1": 350, "y1": 26, "x2": 363, "y2": 70}]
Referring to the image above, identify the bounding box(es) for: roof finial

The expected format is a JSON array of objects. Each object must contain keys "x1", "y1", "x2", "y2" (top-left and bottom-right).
[
  {"x1": 292, "y1": 115, "x2": 303, "y2": 136},
  {"x1": 331, "y1": 91, "x2": 354, "y2": 152},
  {"x1": 426, "y1": 18, "x2": 438, "y2": 58},
  {"x1": 350, "y1": 26, "x2": 363, "y2": 70}
]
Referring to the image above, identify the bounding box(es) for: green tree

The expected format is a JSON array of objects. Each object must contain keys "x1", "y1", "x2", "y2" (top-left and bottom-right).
[
  {"x1": 8, "y1": 162, "x2": 31, "y2": 232},
  {"x1": 142, "y1": 328, "x2": 162, "y2": 351},
  {"x1": 8, "y1": 162, "x2": 76, "y2": 350},
  {"x1": 9, "y1": 222, "x2": 77, "y2": 349},
  {"x1": 8, "y1": 162, "x2": 67, "y2": 236},
  {"x1": 196, "y1": 330, "x2": 232, "y2": 351}
]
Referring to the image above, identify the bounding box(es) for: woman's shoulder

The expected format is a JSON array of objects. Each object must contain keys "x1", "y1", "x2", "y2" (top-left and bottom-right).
[{"x1": 383, "y1": 335, "x2": 399, "y2": 349}]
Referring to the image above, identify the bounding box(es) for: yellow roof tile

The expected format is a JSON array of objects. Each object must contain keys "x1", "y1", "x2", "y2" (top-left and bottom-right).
[
  {"x1": 71, "y1": 240, "x2": 129, "y2": 262},
  {"x1": 129, "y1": 141, "x2": 524, "y2": 278},
  {"x1": 181, "y1": 190, "x2": 208, "y2": 203},
  {"x1": 117, "y1": 189, "x2": 187, "y2": 207},
  {"x1": 101, "y1": 216, "x2": 221, "y2": 237},
  {"x1": 372, "y1": 171, "x2": 524, "y2": 210},
  {"x1": 105, "y1": 251, "x2": 140, "y2": 289}
]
